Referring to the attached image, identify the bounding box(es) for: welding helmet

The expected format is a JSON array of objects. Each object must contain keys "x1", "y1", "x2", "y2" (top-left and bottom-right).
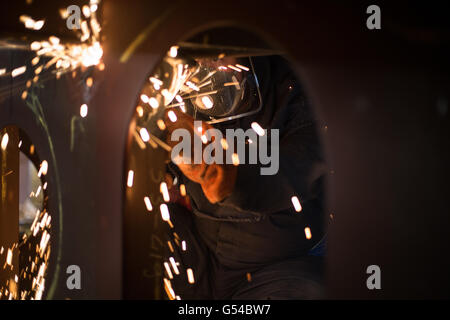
[
  {"x1": 157, "y1": 54, "x2": 262, "y2": 124},
  {"x1": 183, "y1": 56, "x2": 262, "y2": 124}
]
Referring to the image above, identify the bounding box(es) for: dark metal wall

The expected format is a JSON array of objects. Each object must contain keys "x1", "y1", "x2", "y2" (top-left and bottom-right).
[{"x1": 1, "y1": 0, "x2": 449, "y2": 298}]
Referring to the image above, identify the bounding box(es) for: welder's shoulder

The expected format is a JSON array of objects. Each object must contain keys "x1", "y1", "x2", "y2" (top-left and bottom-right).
[{"x1": 269, "y1": 58, "x2": 314, "y2": 129}]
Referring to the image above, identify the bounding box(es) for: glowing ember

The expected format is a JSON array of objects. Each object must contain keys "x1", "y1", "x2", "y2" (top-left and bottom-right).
[
  {"x1": 144, "y1": 196, "x2": 153, "y2": 211},
  {"x1": 221, "y1": 138, "x2": 229, "y2": 150},
  {"x1": 149, "y1": 97, "x2": 159, "y2": 109},
  {"x1": 232, "y1": 153, "x2": 240, "y2": 166},
  {"x1": 6, "y1": 249, "x2": 13, "y2": 266},
  {"x1": 227, "y1": 65, "x2": 241, "y2": 72},
  {"x1": 37, "y1": 160, "x2": 48, "y2": 177},
  {"x1": 160, "y1": 204, "x2": 170, "y2": 221},
  {"x1": 12, "y1": 66, "x2": 26, "y2": 78},
  {"x1": 169, "y1": 257, "x2": 180, "y2": 275},
  {"x1": 186, "y1": 81, "x2": 200, "y2": 91},
  {"x1": 304, "y1": 227, "x2": 312, "y2": 240},
  {"x1": 80, "y1": 104, "x2": 88, "y2": 118},
  {"x1": 169, "y1": 46, "x2": 178, "y2": 58},
  {"x1": 1, "y1": 133, "x2": 9, "y2": 150},
  {"x1": 201, "y1": 95, "x2": 214, "y2": 109},
  {"x1": 30, "y1": 41, "x2": 41, "y2": 51},
  {"x1": 291, "y1": 196, "x2": 302, "y2": 212},
  {"x1": 20, "y1": 15, "x2": 45, "y2": 30},
  {"x1": 236, "y1": 64, "x2": 250, "y2": 71},
  {"x1": 187, "y1": 268, "x2": 195, "y2": 284},
  {"x1": 136, "y1": 106, "x2": 144, "y2": 117},
  {"x1": 163, "y1": 278, "x2": 176, "y2": 300},
  {"x1": 164, "y1": 262, "x2": 174, "y2": 279},
  {"x1": 127, "y1": 170, "x2": 134, "y2": 187},
  {"x1": 251, "y1": 122, "x2": 265, "y2": 136},
  {"x1": 150, "y1": 77, "x2": 163, "y2": 87},
  {"x1": 157, "y1": 119, "x2": 166, "y2": 131},
  {"x1": 160, "y1": 182, "x2": 170, "y2": 202},
  {"x1": 82, "y1": 5, "x2": 91, "y2": 18},
  {"x1": 140, "y1": 94, "x2": 149, "y2": 103},
  {"x1": 167, "y1": 110, "x2": 177, "y2": 122},
  {"x1": 179, "y1": 184, "x2": 186, "y2": 197},
  {"x1": 139, "y1": 128, "x2": 150, "y2": 142}
]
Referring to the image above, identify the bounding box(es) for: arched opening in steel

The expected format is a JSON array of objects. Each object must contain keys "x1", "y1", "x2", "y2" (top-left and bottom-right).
[{"x1": 123, "y1": 26, "x2": 328, "y2": 300}]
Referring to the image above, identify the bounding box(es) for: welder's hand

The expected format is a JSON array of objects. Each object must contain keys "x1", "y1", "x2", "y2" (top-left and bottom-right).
[
  {"x1": 164, "y1": 108, "x2": 237, "y2": 203},
  {"x1": 164, "y1": 172, "x2": 192, "y2": 210}
]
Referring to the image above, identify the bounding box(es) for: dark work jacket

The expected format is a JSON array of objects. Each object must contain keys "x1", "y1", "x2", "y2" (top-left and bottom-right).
[{"x1": 171, "y1": 56, "x2": 327, "y2": 269}]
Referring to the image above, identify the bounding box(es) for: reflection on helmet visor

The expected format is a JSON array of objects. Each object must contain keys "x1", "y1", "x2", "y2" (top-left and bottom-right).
[{"x1": 166, "y1": 57, "x2": 262, "y2": 123}]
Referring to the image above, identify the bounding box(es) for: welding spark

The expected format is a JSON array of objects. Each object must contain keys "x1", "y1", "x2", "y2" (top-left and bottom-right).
[
  {"x1": 150, "y1": 77, "x2": 163, "y2": 87},
  {"x1": 251, "y1": 122, "x2": 265, "y2": 136},
  {"x1": 232, "y1": 153, "x2": 240, "y2": 166},
  {"x1": 139, "y1": 128, "x2": 150, "y2": 142},
  {"x1": 160, "y1": 182, "x2": 170, "y2": 202},
  {"x1": 227, "y1": 65, "x2": 242, "y2": 72},
  {"x1": 291, "y1": 196, "x2": 302, "y2": 212},
  {"x1": 164, "y1": 278, "x2": 176, "y2": 300},
  {"x1": 6, "y1": 249, "x2": 12, "y2": 266},
  {"x1": 12, "y1": 66, "x2": 27, "y2": 78},
  {"x1": 160, "y1": 204, "x2": 170, "y2": 221},
  {"x1": 80, "y1": 104, "x2": 88, "y2": 118},
  {"x1": 169, "y1": 257, "x2": 180, "y2": 275},
  {"x1": 149, "y1": 97, "x2": 159, "y2": 109},
  {"x1": 140, "y1": 94, "x2": 149, "y2": 103},
  {"x1": 157, "y1": 119, "x2": 166, "y2": 131},
  {"x1": 136, "y1": 106, "x2": 144, "y2": 117},
  {"x1": 167, "y1": 110, "x2": 177, "y2": 122},
  {"x1": 164, "y1": 262, "x2": 174, "y2": 279},
  {"x1": 169, "y1": 46, "x2": 179, "y2": 58},
  {"x1": 127, "y1": 170, "x2": 134, "y2": 187},
  {"x1": 185, "y1": 81, "x2": 200, "y2": 92},
  {"x1": 167, "y1": 241, "x2": 174, "y2": 253},
  {"x1": 144, "y1": 196, "x2": 153, "y2": 211},
  {"x1": 179, "y1": 184, "x2": 186, "y2": 197},
  {"x1": 201, "y1": 96, "x2": 214, "y2": 109},
  {"x1": 220, "y1": 138, "x2": 229, "y2": 150},
  {"x1": 19, "y1": 15, "x2": 45, "y2": 30},
  {"x1": 304, "y1": 227, "x2": 312, "y2": 240},
  {"x1": 235, "y1": 64, "x2": 250, "y2": 71},
  {"x1": 187, "y1": 268, "x2": 195, "y2": 284},
  {"x1": 1, "y1": 133, "x2": 9, "y2": 150}
]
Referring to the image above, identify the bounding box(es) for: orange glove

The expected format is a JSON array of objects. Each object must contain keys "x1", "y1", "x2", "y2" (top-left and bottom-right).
[{"x1": 164, "y1": 108, "x2": 237, "y2": 203}]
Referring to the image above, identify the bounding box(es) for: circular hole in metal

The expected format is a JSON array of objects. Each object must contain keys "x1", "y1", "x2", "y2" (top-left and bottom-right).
[{"x1": 0, "y1": 126, "x2": 51, "y2": 300}]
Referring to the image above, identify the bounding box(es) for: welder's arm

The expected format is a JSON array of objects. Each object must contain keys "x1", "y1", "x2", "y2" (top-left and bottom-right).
[{"x1": 218, "y1": 113, "x2": 326, "y2": 215}]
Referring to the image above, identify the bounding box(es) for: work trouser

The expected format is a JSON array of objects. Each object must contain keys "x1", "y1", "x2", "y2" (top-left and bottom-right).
[{"x1": 164, "y1": 203, "x2": 325, "y2": 300}]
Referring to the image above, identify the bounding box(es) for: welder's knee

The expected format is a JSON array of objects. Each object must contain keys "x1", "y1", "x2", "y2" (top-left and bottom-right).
[
  {"x1": 164, "y1": 203, "x2": 214, "y2": 299},
  {"x1": 232, "y1": 256, "x2": 325, "y2": 300}
]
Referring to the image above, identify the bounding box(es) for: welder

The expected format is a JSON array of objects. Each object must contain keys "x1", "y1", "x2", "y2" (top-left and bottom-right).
[{"x1": 163, "y1": 54, "x2": 327, "y2": 299}]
